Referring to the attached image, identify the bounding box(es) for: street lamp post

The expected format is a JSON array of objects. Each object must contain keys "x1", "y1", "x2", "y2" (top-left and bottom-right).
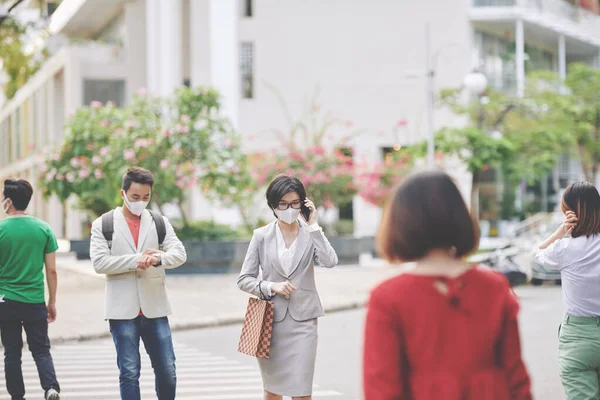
[
  {"x1": 425, "y1": 23, "x2": 435, "y2": 167},
  {"x1": 422, "y1": 22, "x2": 488, "y2": 167}
]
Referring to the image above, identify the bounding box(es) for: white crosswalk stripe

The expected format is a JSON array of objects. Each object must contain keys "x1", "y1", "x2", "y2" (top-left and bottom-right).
[{"x1": 0, "y1": 341, "x2": 345, "y2": 399}]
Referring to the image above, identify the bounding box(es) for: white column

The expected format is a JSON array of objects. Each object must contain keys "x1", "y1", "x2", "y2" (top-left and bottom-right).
[
  {"x1": 515, "y1": 19, "x2": 525, "y2": 97},
  {"x1": 124, "y1": 0, "x2": 148, "y2": 99},
  {"x1": 159, "y1": 0, "x2": 183, "y2": 96},
  {"x1": 146, "y1": 0, "x2": 161, "y2": 95},
  {"x1": 190, "y1": 0, "x2": 211, "y2": 86},
  {"x1": 558, "y1": 34, "x2": 566, "y2": 80},
  {"x1": 63, "y1": 50, "x2": 82, "y2": 116},
  {"x1": 209, "y1": 0, "x2": 240, "y2": 129}
]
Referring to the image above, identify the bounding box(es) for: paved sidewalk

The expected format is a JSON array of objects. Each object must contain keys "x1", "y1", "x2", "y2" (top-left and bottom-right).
[{"x1": 48, "y1": 255, "x2": 401, "y2": 343}]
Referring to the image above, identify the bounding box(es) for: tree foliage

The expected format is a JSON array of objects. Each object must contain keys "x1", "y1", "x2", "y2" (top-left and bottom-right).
[
  {"x1": 526, "y1": 63, "x2": 600, "y2": 183},
  {"x1": 0, "y1": 8, "x2": 47, "y2": 101},
  {"x1": 39, "y1": 87, "x2": 253, "y2": 227}
]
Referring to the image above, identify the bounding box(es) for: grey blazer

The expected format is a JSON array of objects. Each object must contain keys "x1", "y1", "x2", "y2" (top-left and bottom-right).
[{"x1": 237, "y1": 220, "x2": 338, "y2": 322}]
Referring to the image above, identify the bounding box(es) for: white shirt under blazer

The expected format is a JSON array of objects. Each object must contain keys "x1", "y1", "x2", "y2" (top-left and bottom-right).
[
  {"x1": 89, "y1": 207, "x2": 187, "y2": 320},
  {"x1": 237, "y1": 219, "x2": 338, "y2": 322}
]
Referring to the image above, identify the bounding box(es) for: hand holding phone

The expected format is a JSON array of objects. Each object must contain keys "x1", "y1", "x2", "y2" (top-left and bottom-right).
[{"x1": 303, "y1": 198, "x2": 318, "y2": 225}]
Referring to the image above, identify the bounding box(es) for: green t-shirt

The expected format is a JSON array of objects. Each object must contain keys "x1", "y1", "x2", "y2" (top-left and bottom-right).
[{"x1": 0, "y1": 216, "x2": 58, "y2": 304}]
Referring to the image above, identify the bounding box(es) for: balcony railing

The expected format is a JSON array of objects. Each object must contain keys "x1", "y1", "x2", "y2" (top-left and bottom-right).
[
  {"x1": 473, "y1": 0, "x2": 515, "y2": 5},
  {"x1": 473, "y1": 0, "x2": 579, "y2": 22},
  {"x1": 523, "y1": 0, "x2": 578, "y2": 22}
]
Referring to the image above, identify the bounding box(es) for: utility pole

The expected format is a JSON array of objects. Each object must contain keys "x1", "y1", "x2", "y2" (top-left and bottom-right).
[{"x1": 425, "y1": 22, "x2": 435, "y2": 167}]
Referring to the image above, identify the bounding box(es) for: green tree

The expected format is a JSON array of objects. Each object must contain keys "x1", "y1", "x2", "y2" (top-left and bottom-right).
[
  {"x1": 526, "y1": 63, "x2": 600, "y2": 183},
  {"x1": 40, "y1": 101, "x2": 125, "y2": 219},
  {"x1": 410, "y1": 87, "x2": 565, "y2": 219},
  {"x1": 0, "y1": 5, "x2": 48, "y2": 101},
  {"x1": 40, "y1": 87, "x2": 255, "y2": 231}
]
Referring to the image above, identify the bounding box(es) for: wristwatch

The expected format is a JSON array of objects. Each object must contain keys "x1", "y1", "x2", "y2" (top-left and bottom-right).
[{"x1": 153, "y1": 253, "x2": 162, "y2": 267}]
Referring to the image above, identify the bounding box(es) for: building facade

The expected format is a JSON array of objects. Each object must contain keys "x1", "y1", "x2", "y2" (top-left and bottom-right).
[{"x1": 1, "y1": 0, "x2": 599, "y2": 238}]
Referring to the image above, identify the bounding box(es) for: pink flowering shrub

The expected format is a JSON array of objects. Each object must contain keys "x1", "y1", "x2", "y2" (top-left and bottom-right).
[
  {"x1": 40, "y1": 101, "x2": 125, "y2": 217},
  {"x1": 356, "y1": 151, "x2": 413, "y2": 207},
  {"x1": 40, "y1": 87, "x2": 250, "y2": 225},
  {"x1": 249, "y1": 106, "x2": 359, "y2": 209}
]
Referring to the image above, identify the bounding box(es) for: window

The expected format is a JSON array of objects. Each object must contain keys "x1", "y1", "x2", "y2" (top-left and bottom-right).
[
  {"x1": 47, "y1": 2, "x2": 59, "y2": 17},
  {"x1": 243, "y1": 0, "x2": 253, "y2": 17},
  {"x1": 83, "y1": 80, "x2": 126, "y2": 107},
  {"x1": 240, "y1": 43, "x2": 254, "y2": 99}
]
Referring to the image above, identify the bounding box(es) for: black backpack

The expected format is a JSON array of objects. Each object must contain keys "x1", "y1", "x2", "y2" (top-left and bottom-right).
[{"x1": 101, "y1": 210, "x2": 166, "y2": 252}]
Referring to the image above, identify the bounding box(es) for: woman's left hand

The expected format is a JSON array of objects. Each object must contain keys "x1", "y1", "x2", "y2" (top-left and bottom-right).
[{"x1": 304, "y1": 198, "x2": 318, "y2": 225}]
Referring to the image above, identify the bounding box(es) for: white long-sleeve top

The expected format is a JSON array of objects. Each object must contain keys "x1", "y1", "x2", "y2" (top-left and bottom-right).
[{"x1": 265, "y1": 221, "x2": 322, "y2": 296}]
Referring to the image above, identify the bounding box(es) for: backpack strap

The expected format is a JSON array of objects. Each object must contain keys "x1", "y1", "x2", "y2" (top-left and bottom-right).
[
  {"x1": 148, "y1": 210, "x2": 166, "y2": 251},
  {"x1": 101, "y1": 210, "x2": 115, "y2": 252}
]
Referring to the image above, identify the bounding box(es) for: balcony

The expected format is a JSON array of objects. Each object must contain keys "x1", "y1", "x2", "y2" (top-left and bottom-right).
[
  {"x1": 471, "y1": 0, "x2": 600, "y2": 48},
  {"x1": 474, "y1": 0, "x2": 586, "y2": 21}
]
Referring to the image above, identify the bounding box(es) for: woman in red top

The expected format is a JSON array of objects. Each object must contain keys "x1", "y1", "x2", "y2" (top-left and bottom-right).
[{"x1": 363, "y1": 170, "x2": 532, "y2": 400}]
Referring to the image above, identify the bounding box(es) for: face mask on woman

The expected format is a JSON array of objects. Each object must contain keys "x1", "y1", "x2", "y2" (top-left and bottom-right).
[{"x1": 275, "y1": 208, "x2": 301, "y2": 225}]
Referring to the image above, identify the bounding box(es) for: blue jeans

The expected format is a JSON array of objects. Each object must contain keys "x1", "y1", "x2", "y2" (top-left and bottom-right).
[{"x1": 109, "y1": 316, "x2": 176, "y2": 400}]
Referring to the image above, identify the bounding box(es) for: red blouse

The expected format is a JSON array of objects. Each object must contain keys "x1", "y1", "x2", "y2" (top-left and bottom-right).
[{"x1": 363, "y1": 267, "x2": 532, "y2": 400}]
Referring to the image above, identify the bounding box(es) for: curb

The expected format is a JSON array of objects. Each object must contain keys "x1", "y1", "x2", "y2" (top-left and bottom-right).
[{"x1": 51, "y1": 300, "x2": 368, "y2": 344}]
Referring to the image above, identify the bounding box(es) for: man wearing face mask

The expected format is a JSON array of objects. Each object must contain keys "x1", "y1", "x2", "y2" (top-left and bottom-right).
[
  {"x1": 89, "y1": 167, "x2": 186, "y2": 400},
  {"x1": 0, "y1": 179, "x2": 61, "y2": 400}
]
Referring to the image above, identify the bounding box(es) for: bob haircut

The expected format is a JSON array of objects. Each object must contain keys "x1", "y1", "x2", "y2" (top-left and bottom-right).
[
  {"x1": 561, "y1": 182, "x2": 600, "y2": 238},
  {"x1": 377, "y1": 170, "x2": 479, "y2": 262},
  {"x1": 265, "y1": 175, "x2": 310, "y2": 221}
]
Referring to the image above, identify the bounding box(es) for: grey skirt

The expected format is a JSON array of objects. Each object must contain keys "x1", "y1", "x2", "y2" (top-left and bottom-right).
[{"x1": 258, "y1": 311, "x2": 318, "y2": 396}]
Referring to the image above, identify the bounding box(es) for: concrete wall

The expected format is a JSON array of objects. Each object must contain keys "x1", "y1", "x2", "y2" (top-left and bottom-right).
[{"x1": 237, "y1": 0, "x2": 472, "y2": 236}]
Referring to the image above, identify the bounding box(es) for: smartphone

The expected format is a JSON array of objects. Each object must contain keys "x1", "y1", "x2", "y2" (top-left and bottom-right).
[{"x1": 301, "y1": 197, "x2": 311, "y2": 222}]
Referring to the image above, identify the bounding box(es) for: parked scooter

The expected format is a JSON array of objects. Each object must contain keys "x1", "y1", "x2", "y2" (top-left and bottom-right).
[{"x1": 475, "y1": 244, "x2": 529, "y2": 287}]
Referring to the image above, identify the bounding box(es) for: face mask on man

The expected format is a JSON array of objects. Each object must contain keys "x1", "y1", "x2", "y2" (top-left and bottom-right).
[
  {"x1": 275, "y1": 208, "x2": 300, "y2": 225},
  {"x1": 2, "y1": 198, "x2": 11, "y2": 214},
  {"x1": 122, "y1": 191, "x2": 149, "y2": 216}
]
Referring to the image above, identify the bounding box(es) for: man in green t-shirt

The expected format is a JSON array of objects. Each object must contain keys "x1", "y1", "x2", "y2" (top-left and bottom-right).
[{"x1": 0, "y1": 179, "x2": 61, "y2": 400}]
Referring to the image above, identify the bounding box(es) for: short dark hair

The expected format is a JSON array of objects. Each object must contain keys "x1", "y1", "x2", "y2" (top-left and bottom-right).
[
  {"x1": 3, "y1": 179, "x2": 34, "y2": 211},
  {"x1": 266, "y1": 175, "x2": 310, "y2": 221},
  {"x1": 561, "y1": 182, "x2": 600, "y2": 238},
  {"x1": 122, "y1": 167, "x2": 155, "y2": 192},
  {"x1": 377, "y1": 170, "x2": 479, "y2": 262}
]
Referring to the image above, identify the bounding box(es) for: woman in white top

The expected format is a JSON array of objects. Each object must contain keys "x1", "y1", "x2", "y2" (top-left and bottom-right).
[
  {"x1": 237, "y1": 175, "x2": 338, "y2": 400},
  {"x1": 534, "y1": 181, "x2": 600, "y2": 399}
]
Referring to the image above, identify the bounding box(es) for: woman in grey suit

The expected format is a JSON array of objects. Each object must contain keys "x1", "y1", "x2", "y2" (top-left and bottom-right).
[{"x1": 238, "y1": 175, "x2": 338, "y2": 400}]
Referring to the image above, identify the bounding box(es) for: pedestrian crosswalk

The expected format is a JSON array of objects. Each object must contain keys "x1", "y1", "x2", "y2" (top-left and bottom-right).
[{"x1": 0, "y1": 341, "x2": 346, "y2": 399}]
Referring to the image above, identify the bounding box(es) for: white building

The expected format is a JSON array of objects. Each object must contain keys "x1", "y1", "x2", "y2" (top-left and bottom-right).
[{"x1": 1, "y1": 0, "x2": 599, "y2": 238}]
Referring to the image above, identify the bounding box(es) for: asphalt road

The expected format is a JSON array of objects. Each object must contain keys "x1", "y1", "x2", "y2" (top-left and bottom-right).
[
  {"x1": 0, "y1": 285, "x2": 564, "y2": 399},
  {"x1": 173, "y1": 285, "x2": 565, "y2": 399}
]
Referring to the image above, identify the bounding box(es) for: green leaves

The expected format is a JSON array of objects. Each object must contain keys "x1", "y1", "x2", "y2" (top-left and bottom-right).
[
  {"x1": 435, "y1": 127, "x2": 514, "y2": 173},
  {"x1": 0, "y1": 15, "x2": 47, "y2": 100},
  {"x1": 39, "y1": 86, "x2": 253, "y2": 225},
  {"x1": 526, "y1": 62, "x2": 600, "y2": 182}
]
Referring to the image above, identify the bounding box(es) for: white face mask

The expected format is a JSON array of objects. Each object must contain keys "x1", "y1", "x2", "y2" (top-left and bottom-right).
[
  {"x1": 122, "y1": 191, "x2": 149, "y2": 216},
  {"x1": 2, "y1": 198, "x2": 11, "y2": 214},
  {"x1": 275, "y1": 208, "x2": 300, "y2": 225}
]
